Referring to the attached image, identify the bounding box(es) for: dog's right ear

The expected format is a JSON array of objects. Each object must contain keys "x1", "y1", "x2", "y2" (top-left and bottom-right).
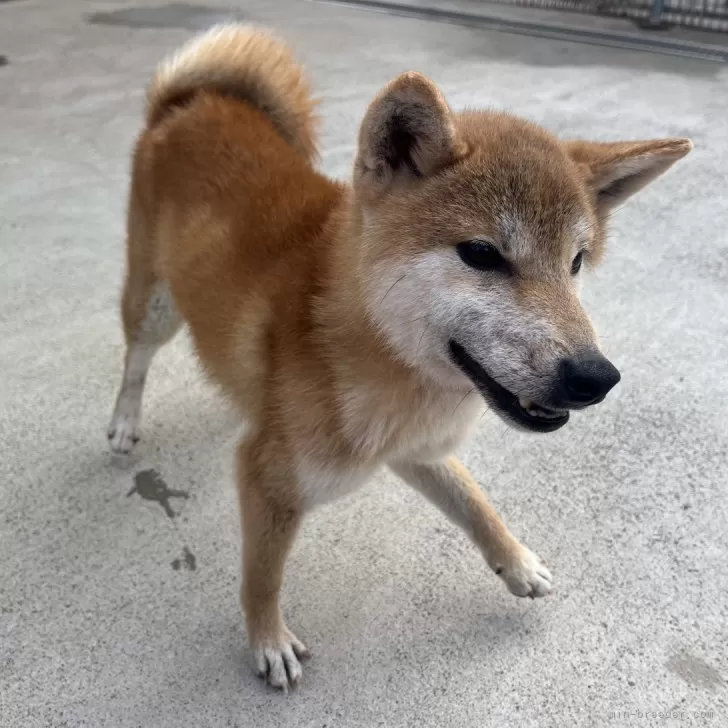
[{"x1": 354, "y1": 72, "x2": 467, "y2": 196}]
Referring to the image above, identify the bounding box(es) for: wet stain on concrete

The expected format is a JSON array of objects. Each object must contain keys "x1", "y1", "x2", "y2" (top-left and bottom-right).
[
  {"x1": 666, "y1": 651, "x2": 723, "y2": 692},
  {"x1": 127, "y1": 469, "x2": 189, "y2": 519},
  {"x1": 87, "y1": 3, "x2": 243, "y2": 30},
  {"x1": 0, "y1": 56, "x2": 8, "y2": 67},
  {"x1": 172, "y1": 546, "x2": 197, "y2": 572}
]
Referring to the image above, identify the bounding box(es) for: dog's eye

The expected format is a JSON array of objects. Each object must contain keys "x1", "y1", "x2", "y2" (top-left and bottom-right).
[
  {"x1": 457, "y1": 241, "x2": 507, "y2": 272},
  {"x1": 571, "y1": 250, "x2": 584, "y2": 275}
]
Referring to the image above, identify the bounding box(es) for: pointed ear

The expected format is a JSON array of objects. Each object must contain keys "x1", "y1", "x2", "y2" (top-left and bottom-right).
[
  {"x1": 566, "y1": 137, "x2": 692, "y2": 212},
  {"x1": 354, "y1": 72, "x2": 467, "y2": 193}
]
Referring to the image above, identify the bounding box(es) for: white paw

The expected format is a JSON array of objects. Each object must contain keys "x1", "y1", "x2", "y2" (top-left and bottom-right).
[
  {"x1": 107, "y1": 402, "x2": 141, "y2": 455},
  {"x1": 252, "y1": 627, "x2": 309, "y2": 691},
  {"x1": 495, "y1": 545, "x2": 553, "y2": 599}
]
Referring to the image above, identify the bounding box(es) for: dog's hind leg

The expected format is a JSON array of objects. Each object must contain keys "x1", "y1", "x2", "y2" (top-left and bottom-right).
[{"x1": 108, "y1": 205, "x2": 182, "y2": 454}]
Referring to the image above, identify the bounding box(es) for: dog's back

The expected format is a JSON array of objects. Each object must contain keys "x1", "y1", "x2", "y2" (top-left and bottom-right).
[{"x1": 123, "y1": 27, "x2": 344, "y2": 416}]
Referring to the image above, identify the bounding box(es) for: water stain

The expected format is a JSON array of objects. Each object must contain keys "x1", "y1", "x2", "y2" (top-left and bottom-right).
[
  {"x1": 172, "y1": 546, "x2": 197, "y2": 572},
  {"x1": 87, "y1": 3, "x2": 242, "y2": 30},
  {"x1": 666, "y1": 650, "x2": 723, "y2": 692},
  {"x1": 0, "y1": 56, "x2": 8, "y2": 67},
  {"x1": 127, "y1": 469, "x2": 189, "y2": 519}
]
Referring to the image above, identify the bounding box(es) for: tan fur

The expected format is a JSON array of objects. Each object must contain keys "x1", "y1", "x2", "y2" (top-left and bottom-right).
[
  {"x1": 108, "y1": 25, "x2": 691, "y2": 689},
  {"x1": 147, "y1": 25, "x2": 318, "y2": 162}
]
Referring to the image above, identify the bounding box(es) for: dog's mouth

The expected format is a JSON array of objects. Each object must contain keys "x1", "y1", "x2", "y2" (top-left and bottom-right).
[{"x1": 449, "y1": 340, "x2": 569, "y2": 433}]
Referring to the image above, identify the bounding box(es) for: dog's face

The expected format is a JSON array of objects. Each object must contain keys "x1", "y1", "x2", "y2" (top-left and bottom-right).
[{"x1": 353, "y1": 73, "x2": 691, "y2": 432}]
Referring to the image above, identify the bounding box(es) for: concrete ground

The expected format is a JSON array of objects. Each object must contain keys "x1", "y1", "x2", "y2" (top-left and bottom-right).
[{"x1": 1, "y1": 0, "x2": 727, "y2": 726}]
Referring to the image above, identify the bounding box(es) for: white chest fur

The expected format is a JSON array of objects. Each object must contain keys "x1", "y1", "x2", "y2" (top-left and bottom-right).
[
  {"x1": 340, "y1": 382, "x2": 483, "y2": 461},
  {"x1": 296, "y1": 386, "x2": 484, "y2": 508}
]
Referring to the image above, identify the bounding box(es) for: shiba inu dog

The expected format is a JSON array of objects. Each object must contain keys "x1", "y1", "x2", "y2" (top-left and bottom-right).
[{"x1": 108, "y1": 24, "x2": 691, "y2": 689}]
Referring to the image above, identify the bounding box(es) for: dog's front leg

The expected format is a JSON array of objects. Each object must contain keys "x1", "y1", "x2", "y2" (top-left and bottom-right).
[
  {"x1": 391, "y1": 456, "x2": 552, "y2": 598},
  {"x1": 237, "y1": 439, "x2": 309, "y2": 690}
]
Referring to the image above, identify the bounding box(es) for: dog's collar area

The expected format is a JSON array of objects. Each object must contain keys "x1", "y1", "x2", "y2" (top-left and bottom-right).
[{"x1": 448, "y1": 340, "x2": 570, "y2": 433}]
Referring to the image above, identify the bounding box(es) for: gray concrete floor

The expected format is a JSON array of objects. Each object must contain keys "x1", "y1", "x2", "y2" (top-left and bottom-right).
[{"x1": 1, "y1": 1, "x2": 727, "y2": 726}]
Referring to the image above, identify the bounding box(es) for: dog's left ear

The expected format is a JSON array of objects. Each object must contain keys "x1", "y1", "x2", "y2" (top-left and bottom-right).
[
  {"x1": 566, "y1": 137, "x2": 692, "y2": 213},
  {"x1": 354, "y1": 72, "x2": 467, "y2": 195}
]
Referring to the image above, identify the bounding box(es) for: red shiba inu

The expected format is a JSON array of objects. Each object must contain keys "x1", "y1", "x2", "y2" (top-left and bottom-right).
[{"x1": 108, "y1": 24, "x2": 691, "y2": 689}]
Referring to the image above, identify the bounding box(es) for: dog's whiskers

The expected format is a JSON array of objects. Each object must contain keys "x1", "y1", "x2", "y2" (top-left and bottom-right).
[
  {"x1": 581, "y1": 207, "x2": 623, "y2": 240},
  {"x1": 415, "y1": 325, "x2": 429, "y2": 359},
  {"x1": 452, "y1": 387, "x2": 477, "y2": 417},
  {"x1": 378, "y1": 274, "x2": 407, "y2": 307},
  {"x1": 403, "y1": 314, "x2": 428, "y2": 326}
]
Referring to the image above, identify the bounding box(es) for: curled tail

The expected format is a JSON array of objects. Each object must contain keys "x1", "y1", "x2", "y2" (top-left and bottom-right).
[{"x1": 147, "y1": 24, "x2": 318, "y2": 163}]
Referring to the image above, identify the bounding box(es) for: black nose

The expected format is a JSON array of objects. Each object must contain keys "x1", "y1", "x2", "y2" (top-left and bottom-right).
[{"x1": 558, "y1": 352, "x2": 621, "y2": 407}]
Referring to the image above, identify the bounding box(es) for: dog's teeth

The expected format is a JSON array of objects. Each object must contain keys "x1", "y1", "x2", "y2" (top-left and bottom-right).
[{"x1": 519, "y1": 396, "x2": 564, "y2": 419}]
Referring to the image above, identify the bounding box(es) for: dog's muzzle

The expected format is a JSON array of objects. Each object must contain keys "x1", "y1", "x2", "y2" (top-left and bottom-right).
[{"x1": 448, "y1": 341, "x2": 620, "y2": 433}]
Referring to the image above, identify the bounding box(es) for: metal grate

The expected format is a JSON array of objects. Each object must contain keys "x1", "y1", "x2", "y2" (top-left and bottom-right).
[
  {"x1": 486, "y1": 0, "x2": 728, "y2": 32},
  {"x1": 322, "y1": 0, "x2": 728, "y2": 61}
]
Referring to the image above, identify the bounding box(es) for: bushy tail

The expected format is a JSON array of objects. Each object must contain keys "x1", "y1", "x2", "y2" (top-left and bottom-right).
[{"x1": 147, "y1": 24, "x2": 318, "y2": 163}]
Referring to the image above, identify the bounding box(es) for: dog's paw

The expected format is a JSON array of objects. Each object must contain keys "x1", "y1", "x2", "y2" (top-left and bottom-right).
[
  {"x1": 107, "y1": 409, "x2": 140, "y2": 455},
  {"x1": 494, "y1": 545, "x2": 552, "y2": 599},
  {"x1": 252, "y1": 627, "x2": 309, "y2": 691}
]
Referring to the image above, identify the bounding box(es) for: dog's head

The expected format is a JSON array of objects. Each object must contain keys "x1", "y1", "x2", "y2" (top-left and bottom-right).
[{"x1": 353, "y1": 72, "x2": 691, "y2": 432}]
